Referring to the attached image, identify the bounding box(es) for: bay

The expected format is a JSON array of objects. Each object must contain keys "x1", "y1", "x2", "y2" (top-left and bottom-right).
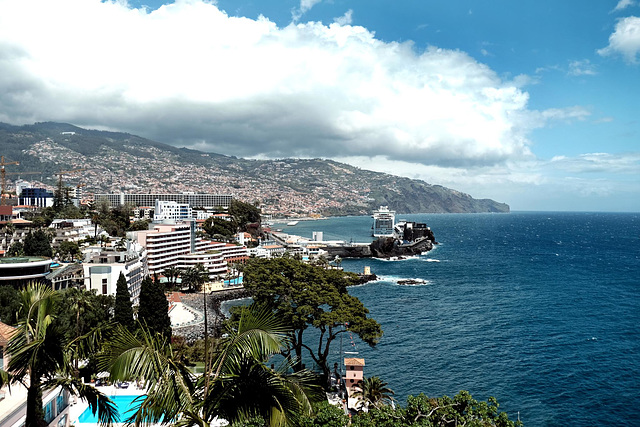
[{"x1": 277, "y1": 212, "x2": 640, "y2": 426}]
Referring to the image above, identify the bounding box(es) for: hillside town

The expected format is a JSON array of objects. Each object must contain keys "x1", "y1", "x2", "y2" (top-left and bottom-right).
[{"x1": 21, "y1": 137, "x2": 378, "y2": 217}]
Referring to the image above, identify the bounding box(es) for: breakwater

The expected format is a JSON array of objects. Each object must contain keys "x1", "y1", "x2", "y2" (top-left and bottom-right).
[{"x1": 173, "y1": 287, "x2": 252, "y2": 342}]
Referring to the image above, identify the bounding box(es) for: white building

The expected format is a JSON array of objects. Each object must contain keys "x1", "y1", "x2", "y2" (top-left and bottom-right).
[
  {"x1": 132, "y1": 221, "x2": 248, "y2": 280},
  {"x1": 14, "y1": 180, "x2": 31, "y2": 198},
  {"x1": 153, "y1": 200, "x2": 192, "y2": 222},
  {"x1": 49, "y1": 218, "x2": 101, "y2": 246},
  {"x1": 83, "y1": 243, "x2": 148, "y2": 305}
]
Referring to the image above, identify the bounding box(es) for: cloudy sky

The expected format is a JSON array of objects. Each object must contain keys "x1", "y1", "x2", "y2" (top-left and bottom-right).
[{"x1": 1, "y1": 0, "x2": 639, "y2": 211}]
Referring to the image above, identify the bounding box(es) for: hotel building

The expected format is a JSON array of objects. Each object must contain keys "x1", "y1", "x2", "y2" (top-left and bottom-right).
[
  {"x1": 94, "y1": 192, "x2": 232, "y2": 209},
  {"x1": 132, "y1": 221, "x2": 248, "y2": 280}
]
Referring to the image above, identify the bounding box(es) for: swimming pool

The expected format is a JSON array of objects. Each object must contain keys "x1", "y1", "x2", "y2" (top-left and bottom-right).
[{"x1": 78, "y1": 395, "x2": 142, "y2": 424}]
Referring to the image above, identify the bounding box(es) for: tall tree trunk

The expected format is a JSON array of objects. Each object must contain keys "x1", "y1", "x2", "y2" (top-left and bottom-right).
[
  {"x1": 203, "y1": 288, "x2": 210, "y2": 404},
  {"x1": 26, "y1": 377, "x2": 46, "y2": 427}
]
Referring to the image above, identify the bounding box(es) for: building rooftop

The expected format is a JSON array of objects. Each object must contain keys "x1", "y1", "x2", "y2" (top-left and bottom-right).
[
  {"x1": 46, "y1": 263, "x2": 84, "y2": 280},
  {"x1": 344, "y1": 358, "x2": 365, "y2": 366},
  {"x1": 0, "y1": 256, "x2": 50, "y2": 264}
]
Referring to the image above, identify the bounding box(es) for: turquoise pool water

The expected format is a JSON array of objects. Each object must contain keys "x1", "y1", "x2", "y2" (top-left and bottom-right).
[{"x1": 78, "y1": 395, "x2": 141, "y2": 424}]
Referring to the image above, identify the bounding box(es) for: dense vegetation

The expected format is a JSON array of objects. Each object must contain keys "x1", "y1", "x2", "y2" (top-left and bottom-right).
[
  {"x1": 241, "y1": 257, "x2": 383, "y2": 385},
  {"x1": 202, "y1": 199, "x2": 263, "y2": 241},
  {"x1": 0, "y1": 279, "x2": 522, "y2": 427}
]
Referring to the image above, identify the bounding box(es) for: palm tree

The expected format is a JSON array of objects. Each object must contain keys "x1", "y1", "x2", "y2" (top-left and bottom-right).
[
  {"x1": 352, "y1": 376, "x2": 395, "y2": 410},
  {"x1": 164, "y1": 266, "x2": 181, "y2": 291},
  {"x1": 0, "y1": 283, "x2": 117, "y2": 427},
  {"x1": 64, "y1": 287, "x2": 95, "y2": 370},
  {"x1": 181, "y1": 264, "x2": 208, "y2": 293},
  {"x1": 102, "y1": 306, "x2": 323, "y2": 426}
]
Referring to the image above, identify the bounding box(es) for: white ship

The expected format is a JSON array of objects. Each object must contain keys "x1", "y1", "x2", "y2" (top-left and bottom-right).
[
  {"x1": 371, "y1": 206, "x2": 395, "y2": 237},
  {"x1": 287, "y1": 220, "x2": 299, "y2": 226}
]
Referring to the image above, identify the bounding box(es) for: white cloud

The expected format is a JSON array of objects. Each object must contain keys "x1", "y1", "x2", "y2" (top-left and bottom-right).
[
  {"x1": 0, "y1": 0, "x2": 582, "y2": 170},
  {"x1": 548, "y1": 152, "x2": 640, "y2": 174},
  {"x1": 336, "y1": 152, "x2": 640, "y2": 211},
  {"x1": 612, "y1": 0, "x2": 635, "y2": 12},
  {"x1": 598, "y1": 16, "x2": 640, "y2": 62},
  {"x1": 334, "y1": 9, "x2": 353, "y2": 26},
  {"x1": 568, "y1": 59, "x2": 597, "y2": 76},
  {"x1": 292, "y1": 0, "x2": 322, "y2": 22}
]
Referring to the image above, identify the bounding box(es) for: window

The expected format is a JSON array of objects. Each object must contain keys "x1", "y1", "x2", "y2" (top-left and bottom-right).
[
  {"x1": 56, "y1": 392, "x2": 68, "y2": 415},
  {"x1": 102, "y1": 278, "x2": 108, "y2": 295},
  {"x1": 44, "y1": 400, "x2": 54, "y2": 423}
]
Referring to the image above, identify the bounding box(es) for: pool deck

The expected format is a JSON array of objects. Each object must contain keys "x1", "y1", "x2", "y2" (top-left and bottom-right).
[{"x1": 69, "y1": 383, "x2": 146, "y2": 426}]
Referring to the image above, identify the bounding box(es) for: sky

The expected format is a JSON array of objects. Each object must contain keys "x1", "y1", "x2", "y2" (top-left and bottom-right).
[{"x1": 0, "y1": 0, "x2": 639, "y2": 212}]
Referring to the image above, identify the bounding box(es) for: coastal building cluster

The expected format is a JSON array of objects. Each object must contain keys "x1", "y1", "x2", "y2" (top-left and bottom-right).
[
  {"x1": 19, "y1": 137, "x2": 391, "y2": 217},
  {"x1": 0, "y1": 137, "x2": 401, "y2": 426}
]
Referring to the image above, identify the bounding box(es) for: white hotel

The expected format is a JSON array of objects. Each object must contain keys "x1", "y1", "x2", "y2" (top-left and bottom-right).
[{"x1": 132, "y1": 221, "x2": 248, "y2": 279}]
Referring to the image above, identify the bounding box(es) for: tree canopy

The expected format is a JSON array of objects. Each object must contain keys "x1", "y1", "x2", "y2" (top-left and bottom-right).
[
  {"x1": 0, "y1": 285, "x2": 21, "y2": 325},
  {"x1": 56, "y1": 288, "x2": 114, "y2": 342},
  {"x1": 101, "y1": 305, "x2": 323, "y2": 427},
  {"x1": 350, "y1": 391, "x2": 522, "y2": 427},
  {"x1": 203, "y1": 217, "x2": 238, "y2": 240},
  {"x1": 114, "y1": 272, "x2": 134, "y2": 331},
  {"x1": 352, "y1": 376, "x2": 395, "y2": 410},
  {"x1": 23, "y1": 229, "x2": 53, "y2": 257},
  {"x1": 242, "y1": 257, "x2": 383, "y2": 385},
  {"x1": 0, "y1": 283, "x2": 117, "y2": 427},
  {"x1": 228, "y1": 199, "x2": 261, "y2": 230},
  {"x1": 138, "y1": 276, "x2": 172, "y2": 340}
]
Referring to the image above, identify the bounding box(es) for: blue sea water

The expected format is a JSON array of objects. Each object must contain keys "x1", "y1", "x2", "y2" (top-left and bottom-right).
[{"x1": 278, "y1": 212, "x2": 640, "y2": 426}]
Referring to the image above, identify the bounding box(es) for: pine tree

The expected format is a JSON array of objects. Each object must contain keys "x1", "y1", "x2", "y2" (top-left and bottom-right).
[
  {"x1": 114, "y1": 272, "x2": 134, "y2": 331},
  {"x1": 138, "y1": 275, "x2": 172, "y2": 340}
]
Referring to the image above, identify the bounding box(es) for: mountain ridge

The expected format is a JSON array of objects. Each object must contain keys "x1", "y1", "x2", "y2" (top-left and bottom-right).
[{"x1": 0, "y1": 122, "x2": 509, "y2": 216}]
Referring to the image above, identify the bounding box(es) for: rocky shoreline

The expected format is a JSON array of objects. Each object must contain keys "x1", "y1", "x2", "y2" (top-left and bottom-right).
[
  {"x1": 324, "y1": 236, "x2": 437, "y2": 259},
  {"x1": 173, "y1": 288, "x2": 252, "y2": 343},
  {"x1": 173, "y1": 273, "x2": 377, "y2": 342}
]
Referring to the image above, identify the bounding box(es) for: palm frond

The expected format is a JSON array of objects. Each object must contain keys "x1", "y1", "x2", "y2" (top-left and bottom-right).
[
  {"x1": 42, "y1": 376, "x2": 118, "y2": 426},
  {"x1": 99, "y1": 323, "x2": 196, "y2": 424}
]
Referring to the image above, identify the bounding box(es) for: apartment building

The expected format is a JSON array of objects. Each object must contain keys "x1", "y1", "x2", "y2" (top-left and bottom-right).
[{"x1": 83, "y1": 244, "x2": 148, "y2": 305}]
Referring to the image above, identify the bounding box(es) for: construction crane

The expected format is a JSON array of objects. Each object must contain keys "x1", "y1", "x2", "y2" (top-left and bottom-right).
[
  {"x1": 0, "y1": 156, "x2": 20, "y2": 206},
  {"x1": 55, "y1": 168, "x2": 86, "y2": 188}
]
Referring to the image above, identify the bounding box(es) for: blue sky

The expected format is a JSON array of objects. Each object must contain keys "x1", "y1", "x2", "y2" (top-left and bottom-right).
[{"x1": 0, "y1": 0, "x2": 639, "y2": 211}]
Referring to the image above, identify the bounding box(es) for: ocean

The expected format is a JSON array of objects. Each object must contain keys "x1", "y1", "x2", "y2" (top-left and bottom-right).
[{"x1": 275, "y1": 212, "x2": 640, "y2": 426}]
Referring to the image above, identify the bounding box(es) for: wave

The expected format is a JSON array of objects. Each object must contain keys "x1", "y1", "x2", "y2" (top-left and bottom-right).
[{"x1": 421, "y1": 258, "x2": 441, "y2": 262}]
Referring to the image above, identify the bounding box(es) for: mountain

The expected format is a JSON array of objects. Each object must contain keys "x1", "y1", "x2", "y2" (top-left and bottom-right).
[{"x1": 0, "y1": 122, "x2": 509, "y2": 215}]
